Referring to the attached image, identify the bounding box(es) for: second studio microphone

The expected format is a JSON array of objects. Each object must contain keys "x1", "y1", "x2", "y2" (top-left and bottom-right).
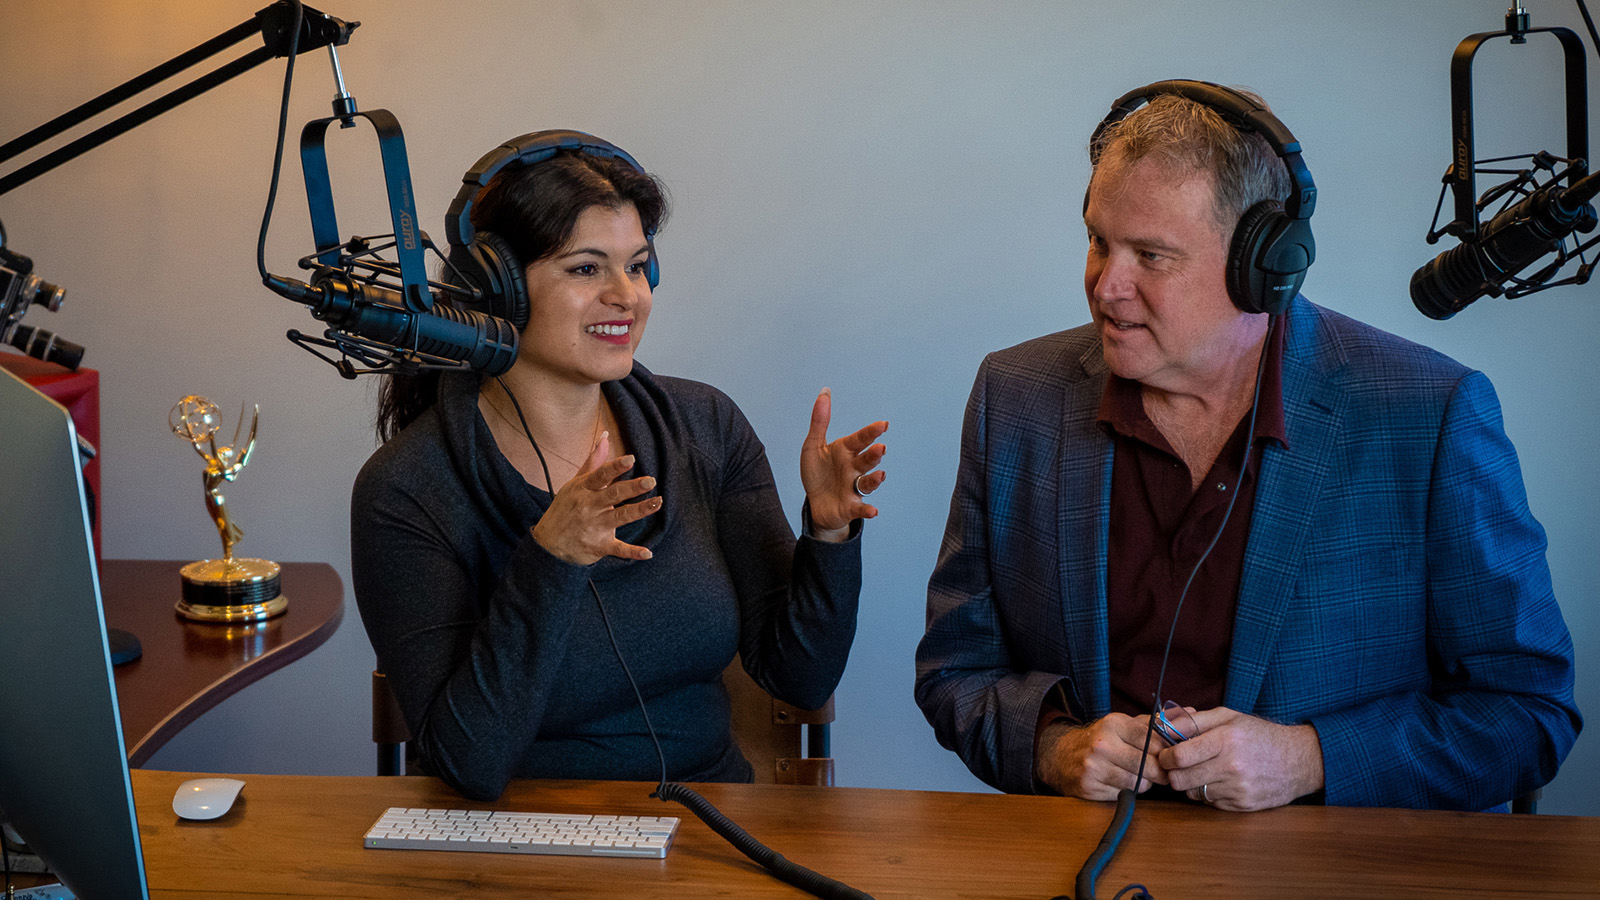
[{"x1": 1411, "y1": 168, "x2": 1600, "y2": 319}]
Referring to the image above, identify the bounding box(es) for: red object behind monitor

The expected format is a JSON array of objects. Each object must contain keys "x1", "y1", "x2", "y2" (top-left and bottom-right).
[{"x1": 0, "y1": 352, "x2": 101, "y2": 564}]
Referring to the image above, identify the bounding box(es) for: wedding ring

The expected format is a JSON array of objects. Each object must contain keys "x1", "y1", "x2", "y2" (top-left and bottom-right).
[
  {"x1": 1201, "y1": 783, "x2": 1211, "y2": 804},
  {"x1": 853, "y1": 474, "x2": 872, "y2": 497}
]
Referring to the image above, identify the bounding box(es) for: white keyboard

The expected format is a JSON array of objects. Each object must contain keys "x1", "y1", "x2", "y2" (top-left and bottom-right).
[{"x1": 363, "y1": 807, "x2": 679, "y2": 859}]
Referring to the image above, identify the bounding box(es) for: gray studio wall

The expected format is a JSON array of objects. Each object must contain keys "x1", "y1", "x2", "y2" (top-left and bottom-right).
[{"x1": 4, "y1": 0, "x2": 1595, "y2": 814}]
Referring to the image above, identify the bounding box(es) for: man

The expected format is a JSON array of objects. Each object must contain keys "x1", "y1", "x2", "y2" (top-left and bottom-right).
[{"x1": 913, "y1": 82, "x2": 1580, "y2": 811}]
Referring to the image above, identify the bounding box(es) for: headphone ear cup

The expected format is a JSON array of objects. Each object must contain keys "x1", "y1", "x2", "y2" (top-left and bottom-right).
[
  {"x1": 1226, "y1": 201, "x2": 1283, "y2": 315},
  {"x1": 458, "y1": 231, "x2": 530, "y2": 331}
]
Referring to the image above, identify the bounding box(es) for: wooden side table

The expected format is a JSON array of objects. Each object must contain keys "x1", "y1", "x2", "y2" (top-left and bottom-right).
[{"x1": 99, "y1": 559, "x2": 344, "y2": 766}]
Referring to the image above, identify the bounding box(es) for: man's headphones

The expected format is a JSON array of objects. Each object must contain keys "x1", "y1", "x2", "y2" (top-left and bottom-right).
[
  {"x1": 1091, "y1": 80, "x2": 1317, "y2": 317},
  {"x1": 442, "y1": 130, "x2": 660, "y2": 331}
]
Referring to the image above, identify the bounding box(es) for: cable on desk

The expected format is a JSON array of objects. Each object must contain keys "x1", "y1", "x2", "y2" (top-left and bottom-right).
[
  {"x1": 589, "y1": 580, "x2": 875, "y2": 900},
  {"x1": 1067, "y1": 790, "x2": 1137, "y2": 900},
  {"x1": 655, "y1": 783, "x2": 873, "y2": 900}
]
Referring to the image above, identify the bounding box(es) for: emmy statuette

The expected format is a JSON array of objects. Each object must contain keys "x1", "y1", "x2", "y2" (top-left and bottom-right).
[{"x1": 169, "y1": 395, "x2": 285, "y2": 622}]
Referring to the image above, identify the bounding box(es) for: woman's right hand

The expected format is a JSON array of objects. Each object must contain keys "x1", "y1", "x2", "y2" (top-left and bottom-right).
[{"x1": 531, "y1": 432, "x2": 663, "y2": 566}]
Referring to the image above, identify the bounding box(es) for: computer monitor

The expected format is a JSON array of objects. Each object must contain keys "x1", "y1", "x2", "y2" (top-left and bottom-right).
[{"x1": 0, "y1": 364, "x2": 149, "y2": 899}]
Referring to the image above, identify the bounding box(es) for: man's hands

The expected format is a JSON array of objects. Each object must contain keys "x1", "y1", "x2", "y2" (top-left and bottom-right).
[
  {"x1": 1034, "y1": 713, "x2": 1168, "y2": 801},
  {"x1": 1159, "y1": 708, "x2": 1324, "y2": 811},
  {"x1": 1035, "y1": 707, "x2": 1324, "y2": 811}
]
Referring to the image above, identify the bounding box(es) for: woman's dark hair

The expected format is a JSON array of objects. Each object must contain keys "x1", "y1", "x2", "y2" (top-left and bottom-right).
[{"x1": 373, "y1": 148, "x2": 669, "y2": 442}]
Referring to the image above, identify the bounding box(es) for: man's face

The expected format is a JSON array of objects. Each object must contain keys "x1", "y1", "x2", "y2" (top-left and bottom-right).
[{"x1": 1082, "y1": 151, "x2": 1263, "y2": 397}]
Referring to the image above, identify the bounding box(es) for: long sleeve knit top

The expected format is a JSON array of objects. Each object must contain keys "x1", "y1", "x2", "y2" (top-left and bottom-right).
[{"x1": 351, "y1": 363, "x2": 861, "y2": 800}]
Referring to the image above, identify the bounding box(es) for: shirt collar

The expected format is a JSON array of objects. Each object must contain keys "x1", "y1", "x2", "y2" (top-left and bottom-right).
[{"x1": 1096, "y1": 316, "x2": 1289, "y2": 450}]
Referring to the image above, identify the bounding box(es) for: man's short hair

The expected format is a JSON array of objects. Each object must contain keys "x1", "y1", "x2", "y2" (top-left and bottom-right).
[{"x1": 1089, "y1": 91, "x2": 1292, "y2": 233}]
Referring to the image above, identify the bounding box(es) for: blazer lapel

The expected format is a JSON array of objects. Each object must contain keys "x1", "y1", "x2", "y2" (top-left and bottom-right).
[
  {"x1": 1058, "y1": 343, "x2": 1115, "y2": 718},
  {"x1": 1226, "y1": 303, "x2": 1347, "y2": 713}
]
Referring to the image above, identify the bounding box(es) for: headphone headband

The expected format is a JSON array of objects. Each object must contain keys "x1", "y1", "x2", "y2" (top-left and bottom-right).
[
  {"x1": 439, "y1": 130, "x2": 660, "y2": 332},
  {"x1": 443, "y1": 129, "x2": 654, "y2": 249},
  {"x1": 1093, "y1": 80, "x2": 1317, "y2": 221}
]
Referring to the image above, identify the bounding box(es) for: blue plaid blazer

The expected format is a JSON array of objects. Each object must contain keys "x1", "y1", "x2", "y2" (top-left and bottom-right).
[{"x1": 915, "y1": 299, "x2": 1580, "y2": 809}]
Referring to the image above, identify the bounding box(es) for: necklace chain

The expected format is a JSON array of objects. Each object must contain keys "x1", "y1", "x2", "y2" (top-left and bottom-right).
[{"x1": 482, "y1": 392, "x2": 604, "y2": 469}]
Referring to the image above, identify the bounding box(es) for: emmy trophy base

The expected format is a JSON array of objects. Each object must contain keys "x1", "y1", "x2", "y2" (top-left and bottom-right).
[{"x1": 177, "y1": 558, "x2": 287, "y2": 623}]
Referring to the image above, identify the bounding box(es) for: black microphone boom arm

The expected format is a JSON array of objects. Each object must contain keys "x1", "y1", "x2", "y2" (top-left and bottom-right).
[
  {"x1": 0, "y1": 2, "x2": 360, "y2": 370},
  {"x1": 0, "y1": 3, "x2": 358, "y2": 198}
]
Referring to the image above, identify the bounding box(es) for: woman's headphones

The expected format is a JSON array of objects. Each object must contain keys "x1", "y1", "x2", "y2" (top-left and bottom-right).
[
  {"x1": 1091, "y1": 80, "x2": 1317, "y2": 316},
  {"x1": 441, "y1": 130, "x2": 661, "y2": 331}
]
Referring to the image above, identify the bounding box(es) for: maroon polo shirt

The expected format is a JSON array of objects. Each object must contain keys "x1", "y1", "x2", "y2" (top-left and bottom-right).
[{"x1": 1098, "y1": 320, "x2": 1287, "y2": 719}]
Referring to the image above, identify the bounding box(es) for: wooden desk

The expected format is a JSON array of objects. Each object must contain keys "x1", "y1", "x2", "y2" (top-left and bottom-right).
[
  {"x1": 100, "y1": 559, "x2": 344, "y2": 766},
  {"x1": 128, "y1": 769, "x2": 1600, "y2": 899}
]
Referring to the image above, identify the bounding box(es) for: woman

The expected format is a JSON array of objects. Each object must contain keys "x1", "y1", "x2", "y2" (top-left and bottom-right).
[{"x1": 351, "y1": 134, "x2": 886, "y2": 801}]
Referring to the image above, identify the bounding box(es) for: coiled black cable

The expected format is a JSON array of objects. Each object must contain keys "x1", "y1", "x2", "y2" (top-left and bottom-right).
[
  {"x1": 587, "y1": 580, "x2": 875, "y2": 900},
  {"x1": 1069, "y1": 789, "x2": 1137, "y2": 900},
  {"x1": 653, "y1": 783, "x2": 873, "y2": 900}
]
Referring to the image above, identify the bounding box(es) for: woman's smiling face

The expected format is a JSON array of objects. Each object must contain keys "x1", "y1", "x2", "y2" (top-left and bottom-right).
[{"x1": 516, "y1": 202, "x2": 655, "y2": 388}]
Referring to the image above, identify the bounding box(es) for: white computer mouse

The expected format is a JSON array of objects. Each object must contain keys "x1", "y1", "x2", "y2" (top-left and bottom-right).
[{"x1": 172, "y1": 777, "x2": 246, "y2": 821}]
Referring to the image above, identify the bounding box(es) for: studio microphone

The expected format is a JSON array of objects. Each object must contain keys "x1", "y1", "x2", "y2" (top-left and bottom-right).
[
  {"x1": 1413, "y1": 3, "x2": 1600, "y2": 320},
  {"x1": 246, "y1": 21, "x2": 517, "y2": 380},
  {"x1": 265, "y1": 268, "x2": 518, "y2": 377},
  {"x1": 1411, "y1": 169, "x2": 1600, "y2": 319}
]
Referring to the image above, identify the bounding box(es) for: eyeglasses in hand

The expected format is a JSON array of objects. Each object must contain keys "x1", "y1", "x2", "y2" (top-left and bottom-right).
[{"x1": 1150, "y1": 699, "x2": 1198, "y2": 746}]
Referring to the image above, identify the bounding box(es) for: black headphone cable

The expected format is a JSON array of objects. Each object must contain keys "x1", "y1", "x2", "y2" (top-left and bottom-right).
[
  {"x1": 1062, "y1": 313, "x2": 1278, "y2": 900},
  {"x1": 496, "y1": 384, "x2": 873, "y2": 899},
  {"x1": 588, "y1": 580, "x2": 873, "y2": 900}
]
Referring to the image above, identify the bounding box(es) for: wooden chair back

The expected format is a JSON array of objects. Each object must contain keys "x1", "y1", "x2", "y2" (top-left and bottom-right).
[{"x1": 371, "y1": 661, "x2": 837, "y2": 785}]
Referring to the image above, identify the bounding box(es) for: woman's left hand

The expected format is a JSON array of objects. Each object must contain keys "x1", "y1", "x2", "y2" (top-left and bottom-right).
[{"x1": 800, "y1": 388, "x2": 888, "y2": 542}]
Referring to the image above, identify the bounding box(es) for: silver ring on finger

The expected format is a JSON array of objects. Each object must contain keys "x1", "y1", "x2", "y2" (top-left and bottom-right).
[
  {"x1": 1201, "y1": 783, "x2": 1211, "y2": 804},
  {"x1": 853, "y1": 474, "x2": 873, "y2": 497}
]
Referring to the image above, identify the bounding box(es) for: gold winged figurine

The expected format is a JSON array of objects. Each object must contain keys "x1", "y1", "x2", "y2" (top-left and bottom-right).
[
  {"x1": 168, "y1": 395, "x2": 283, "y2": 622},
  {"x1": 170, "y1": 395, "x2": 258, "y2": 560}
]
